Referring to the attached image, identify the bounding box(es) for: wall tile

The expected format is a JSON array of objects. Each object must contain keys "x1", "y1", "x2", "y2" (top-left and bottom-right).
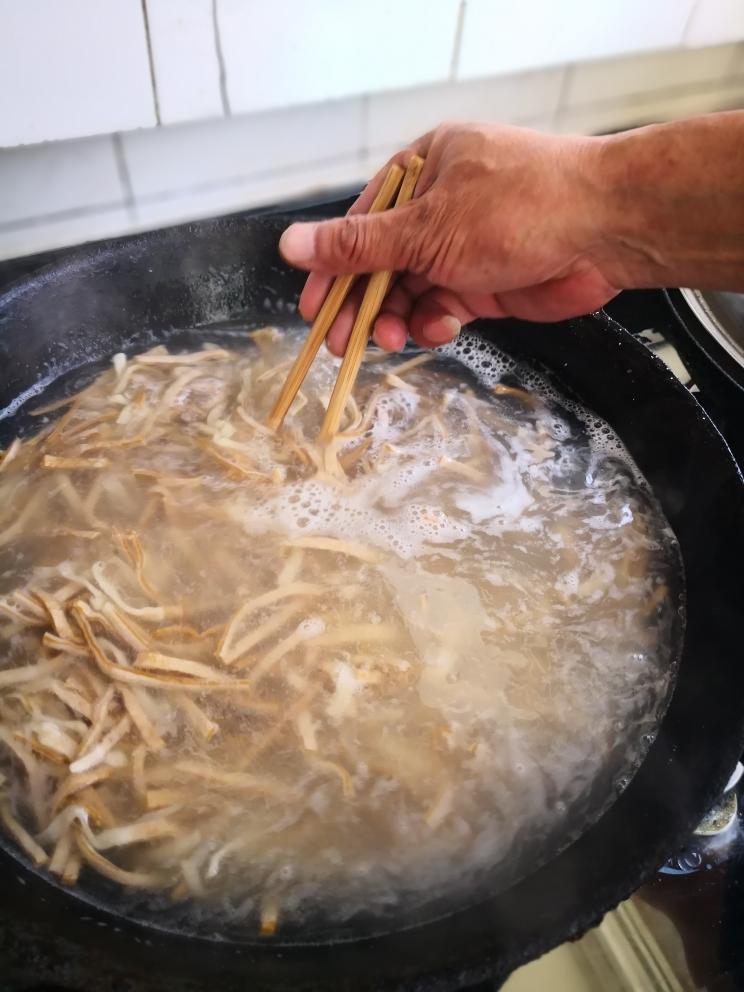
[
  {"x1": 0, "y1": 0, "x2": 156, "y2": 147},
  {"x1": 0, "y1": 136, "x2": 124, "y2": 226},
  {"x1": 565, "y1": 43, "x2": 738, "y2": 106},
  {"x1": 217, "y1": 0, "x2": 461, "y2": 114},
  {"x1": 0, "y1": 153, "x2": 367, "y2": 263},
  {"x1": 458, "y1": 0, "x2": 696, "y2": 79},
  {"x1": 556, "y1": 77, "x2": 744, "y2": 134},
  {"x1": 685, "y1": 0, "x2": 744, "y2": 48},
  {"x1": 131, "y1": 155, "x2": 367, "y2": 232},
  {"x1": 728, "y1": 42, "x2": 744, "y2": 76},
  {"x1": 121, "y1": 98, "x2": 364, "y2": 199},
  {"x1": 362, "y1": 116, "x2": 559, "y2": 175},
  {"x1": 367, "y1": 68, "x2": 565, "y2": 151},
  {"x1": 0, "y1": 207, "x2": 132, "y2": 263},
  {"x1": 145, "y1": 0, "x2": 224, "y2": 125}
]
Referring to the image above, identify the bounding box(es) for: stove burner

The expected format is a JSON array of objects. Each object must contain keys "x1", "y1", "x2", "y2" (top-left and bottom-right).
[{"x1": 659, "y1": 763, "x2": 743, "y2": 877}]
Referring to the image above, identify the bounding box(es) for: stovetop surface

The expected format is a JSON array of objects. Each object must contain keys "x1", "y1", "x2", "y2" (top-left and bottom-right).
[{"x1": 1, "y1": 217, "x2": 744, "y2": 992}]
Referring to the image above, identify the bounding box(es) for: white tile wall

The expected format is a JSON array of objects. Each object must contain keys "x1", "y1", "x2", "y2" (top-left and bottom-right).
[
  {"x1": 0, "y1": 0, "x2": 156, "y2": 147},
  {"x1": 728, "y1": 41, "x2": 744, "y2": 76},
  {"x1": 216, "y1": 0, "x2": 461, "y2": 114},
  {"x1": 458, "y1": 0, "x2": 696, "y2": 79},
  {"x1": 122, "y1": 98, "x2": 364, "y2": 200},
  {"x1": 556, "y1": 75, "x2": 744, "y2": 134},
  {"x1": 0, "y1": 136, "x2": 124, "y2": 226},
  {"x1": 565, "y1": 43, "x2": 738, "y2": 106},
  {"x1": 367, "y1": 68, "x2": 565, "y2": 151},
  {"x1": 2, "y1": 1, "x2": 742, "y2": 150},
  {"x1": 145, "y1": 0, "x2": 224, "y2": 125},
  {"x1": 0, "y1": 207, "x2": 132, "y2": 267},
  {"x1": 131, "y1": 155, "x2": 367, "y2": 232},
  {"x1": 732, "y1": 42, "x2": 744, "y2": 75},
  {"x1": 685, "y1": 0, "x2": 744, "y2": 47},
  {"x1": 1, "y1": 37, "x2": 742, "y2": 263}
]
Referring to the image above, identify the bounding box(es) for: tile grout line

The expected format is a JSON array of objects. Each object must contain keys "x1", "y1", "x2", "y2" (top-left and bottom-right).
[
  {"x1": 681, "y1": 0, "x2": 701, "y2": 45},
  {"x1": 133, "y1": 150, "x2": 367, "y2": 206},
  {"x1": 449, "y1": 0, "x2": 467, "y2": 81},
  {"x1": 0, "y1": 152, "x2": 367, "y2": 234},
  {"x1": 358, "y1": 96, "x2": 370, "y2": 167},
  {"x1": 112, "y1": 134, "x2": 137, "y2": 224},
  {"x1": 552, "y1": 63, "x2": 575, "y2": 131},
  {"x1": 0, "y1": 200, "x2": 132, "y2": 235},
  {"x1": 212, "y1": 0, "x2": 231, "y2": 116},
  {"x1": 725, "y1": 41, "x2": 744, "y2": 77},
  {"x1": 4, "y1": 72, "x2": 742, "y2": 240},
  {"x1": 140, "y1": 0, "x2": 162, "y2": 126}
]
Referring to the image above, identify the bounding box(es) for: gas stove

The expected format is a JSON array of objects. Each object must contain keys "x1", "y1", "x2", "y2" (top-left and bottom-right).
[
  {"x1": 595, "y1": 290, "x2": 744, "y2": 992},
  {"x1": 0, "y1": 230, "x2": 742, "y2": 992}
]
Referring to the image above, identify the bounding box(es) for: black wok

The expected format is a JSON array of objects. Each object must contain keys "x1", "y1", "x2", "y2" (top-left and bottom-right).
[{"x1": 0, "y1": 206, "x2": 743, "y2": 992}]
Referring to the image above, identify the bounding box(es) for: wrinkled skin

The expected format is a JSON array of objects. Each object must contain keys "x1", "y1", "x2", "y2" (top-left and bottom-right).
[
  {"x1": 279, "y1": 114, "x2": 744, "y2": 356},
  {"x1": 279, "y1": 122, "x2": 618, "y2": 354}
]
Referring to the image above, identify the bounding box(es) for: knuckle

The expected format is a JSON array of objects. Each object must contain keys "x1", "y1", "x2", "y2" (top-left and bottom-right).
[
  {"x1": 331, "y1": 218, "x2": 367, "y2": 266},
  {"x1": 399, "y1": 193, "x2": 452, "y2": 278}
]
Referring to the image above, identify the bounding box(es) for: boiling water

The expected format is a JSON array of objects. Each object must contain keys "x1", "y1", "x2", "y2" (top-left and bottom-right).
[{"x1": 0, "y1": 327, "x2": 683, "y2": 939}]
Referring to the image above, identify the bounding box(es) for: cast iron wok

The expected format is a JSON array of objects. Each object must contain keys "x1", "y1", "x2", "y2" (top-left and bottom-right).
[{"x1": 0, "y1": 208, "x2": 742, "y2": 992}]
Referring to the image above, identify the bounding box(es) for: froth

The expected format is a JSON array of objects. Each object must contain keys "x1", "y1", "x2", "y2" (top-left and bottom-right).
[
  {"x1": 234, "y1": 472, "x2": 471, "y2": 559},
  {"x1": 441, "y1": 330, "x2": 644, "y2": 474}
]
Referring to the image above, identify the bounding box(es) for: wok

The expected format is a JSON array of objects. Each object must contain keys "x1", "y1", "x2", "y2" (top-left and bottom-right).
[
  {"x1": 665, "y1": 287, "x2": 744, "y2": 418},
  {"x1": 0, "y1": 206, "x2": 743, "y2": 991}
]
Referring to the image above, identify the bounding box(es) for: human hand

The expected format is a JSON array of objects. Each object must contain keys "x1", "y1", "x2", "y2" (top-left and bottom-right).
[{"x1": 279, "y1": 122, "x2": 620, "y2": 356}]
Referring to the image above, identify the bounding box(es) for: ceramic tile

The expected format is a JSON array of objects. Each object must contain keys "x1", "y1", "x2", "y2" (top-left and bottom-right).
[
  {"x1": 145, "y1": 0, "x2": 224, "y2": 124},
  {"x1": 0, "y1": 136, "x2": 124, "y2": 226},
  {"x1": 685, "y1": 0, "x2": 744, "y2": 48},
  {"x1": 367, "y1": 68, "x2": 565, "y2": 150},
  {"x1": 122, "y1": 99, "x2": 364, "y2": 199},
  {"x1": 556, "y1": 77, "x2": 744, "y2": 134},
  {"x1": 458, "y1": 0, "x2": 696, "y2": 79},
  {"x1": 216, "y1": 0, "x2": 461, "y2": 114},
  {"x1": 728, "y1": 42, "x2": 744, "y2": 76},
  {"x1": 565, "y1": 43, "x2": 739, "y2": 106},
  {"x1": 0, "y1": 0, "x2": 156, "y2": 146},
  {"x1": 0, "y1": 206, "x2": 132, "y2": 263},
  {"x1": 130, "y1": 155, "x2": 367, "y2": 232}
]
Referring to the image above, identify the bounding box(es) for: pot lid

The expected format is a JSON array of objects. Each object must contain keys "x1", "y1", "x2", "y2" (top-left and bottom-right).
[{"x1": 680, "y1": 289, "x2": 744, "y2": 371}]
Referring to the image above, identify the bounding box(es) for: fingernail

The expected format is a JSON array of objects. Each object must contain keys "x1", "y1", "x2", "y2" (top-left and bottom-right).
[
  {"x1": 279, "y1": 223, "x2": 318, "y2": 267},
  {"x1": 425, "y1": 315, "x2": 461, "y2": 344}
]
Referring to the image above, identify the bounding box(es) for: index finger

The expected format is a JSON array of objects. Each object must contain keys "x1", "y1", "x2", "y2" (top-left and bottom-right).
[
  {"x1": 347, "y1": 131, "x2": 434, "y2": 216},
  {"x1": 298, "y1": 132, "x2": 434, "y2": 320}
]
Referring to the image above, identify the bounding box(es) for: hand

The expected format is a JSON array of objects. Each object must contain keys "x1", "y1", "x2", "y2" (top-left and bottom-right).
[{"x1": 278, "y1": 122, "x2": 620, "y2": 356}]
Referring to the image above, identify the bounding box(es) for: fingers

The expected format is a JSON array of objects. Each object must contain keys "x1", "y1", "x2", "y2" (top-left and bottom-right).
[
  {"x1": 325, "y1": 280, "x2": 412, "y2": 356},
  {"x1": 368, "y1": 133, "x2": 434, "y2": 196},
  {"x1": 325, "y1": 280, "x2": 497, "y2": 356},
  {"x1": 326, "y1": 289, "x2": 481, "y2": 356},
  {"x1": 298, "y1": 272, "x2": 334, "y2": 321},
  {"x1": 323, "y1": 269, "x2": 617, "y2": 358},
  {"x1": 289, "y1": 130, "x2": 436, "y2": 324},
  {"x1": 372, "y1": 282, "x2": 413, "y2": 351},
  {"x1": 280, "y1": 200, "x2": 426, "y2": 275},
  {"x1": 372, "y1": 312, "x2": 408, "y2": 352},
  {"x1": 325, "y1": 282, "x2": 365, "y2": 356},
  {"x1": 409, "y1": 289, "x2": 477, "y2": 348},
  {"x1": 351, "y1": 133, "x2": 433, "y2": 216},
  {"x1": 280, "y1": 132, "x2": 435, "y2": 275}
]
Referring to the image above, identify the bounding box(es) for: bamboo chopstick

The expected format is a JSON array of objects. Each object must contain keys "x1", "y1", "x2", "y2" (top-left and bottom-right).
[
  {"x1": 318, "y1": 154, "x2": 425, "y2": 442},
  {"x1": 266, "y1": 163, "x2": 405, "y2": 431}
]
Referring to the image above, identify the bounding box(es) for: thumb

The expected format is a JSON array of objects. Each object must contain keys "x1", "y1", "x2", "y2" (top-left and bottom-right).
[{"x1": 279, "y1": 204, "x2": 424, "y2": 274}]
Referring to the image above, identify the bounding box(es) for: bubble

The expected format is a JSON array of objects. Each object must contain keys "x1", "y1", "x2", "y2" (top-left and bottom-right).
[{"x1": 297, "y1": 617, "x2": 325, "y2": 639}]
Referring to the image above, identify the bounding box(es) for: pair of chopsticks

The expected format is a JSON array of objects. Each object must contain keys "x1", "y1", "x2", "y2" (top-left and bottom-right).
[{"x1": 267, "y1": 155, "x2": 425, "y2": 439}]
